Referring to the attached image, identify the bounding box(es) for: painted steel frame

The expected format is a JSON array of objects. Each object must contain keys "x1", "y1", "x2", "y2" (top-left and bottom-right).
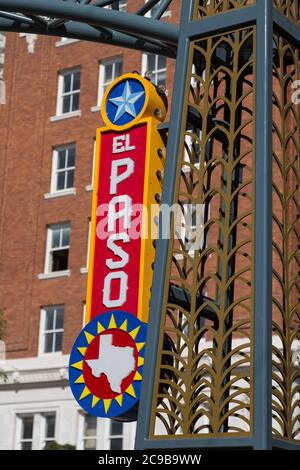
[
  {"x1": 135, "y1": 0, "x2": 300, "y2": 451},
  {"x1": 1, "y1": 0, "x2": 300, "y2": 452},
  {"x1": 0, "y1": 0, "x2": 178, "y2": 57}
]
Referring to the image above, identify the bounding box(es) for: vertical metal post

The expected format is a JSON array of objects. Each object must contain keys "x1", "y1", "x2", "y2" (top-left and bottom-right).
[
  {"x1": 135, "y1": 0, "x2": 195, "y2": 450},
  {"x1": 253, "y1": 0, "x2": 273, "y2": 450}
]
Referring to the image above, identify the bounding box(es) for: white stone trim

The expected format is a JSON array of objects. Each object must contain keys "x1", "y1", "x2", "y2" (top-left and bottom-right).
[
  {"x1": 50, "y1": 110, "x2": 81, "y2": 122},
  {"x1": 44, "y1": 188, "x2": 76, "y2": 200},
  {"x1": 90, "y1": 105, "x2": 100, "y2": 113},
  {"x1": 38, "y1": 271, "x2": 70, "y2": 280},
  {"x1": 55, "y1": 38, "x2": 80, "y2": 47}
]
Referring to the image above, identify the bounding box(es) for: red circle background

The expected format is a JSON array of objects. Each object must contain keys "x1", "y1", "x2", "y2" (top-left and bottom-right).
[{"x1": 83, "y1": 329, "x2": 138, "y2": 399}]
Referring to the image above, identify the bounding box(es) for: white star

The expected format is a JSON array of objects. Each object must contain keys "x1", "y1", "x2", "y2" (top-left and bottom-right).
[{"x1": 109, "y1": 80, "x2": 144, "y2": 123}]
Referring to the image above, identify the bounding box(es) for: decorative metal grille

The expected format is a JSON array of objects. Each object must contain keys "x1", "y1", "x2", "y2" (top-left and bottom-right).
[
  {"x1": 273, "y1": 0, "x2": 300, "y2": 24},
  {"x1": 272, "y1": 33, "x2": 300, "y2": 442},
  {"x1": 149, "y1": 26, "x2": 256, "y2": 438},
  {"x1": 194, "y1": 0, "x2": 255, "y2": 19}
]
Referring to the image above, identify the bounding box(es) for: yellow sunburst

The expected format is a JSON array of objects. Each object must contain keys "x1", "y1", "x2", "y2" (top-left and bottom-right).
[{"x1": 70, "y1": 314, "x2": 145, "y2": 415}]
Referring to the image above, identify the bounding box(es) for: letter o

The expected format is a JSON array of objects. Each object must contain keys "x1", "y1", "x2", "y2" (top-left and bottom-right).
[{"x1": 103, "y1": 271, "x2": 128, "y2": 308}]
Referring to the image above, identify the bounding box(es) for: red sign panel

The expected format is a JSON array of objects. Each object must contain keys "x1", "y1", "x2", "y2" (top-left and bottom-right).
[{"x1": 90, "y1": 123, "x2": 148, "y2": 319}]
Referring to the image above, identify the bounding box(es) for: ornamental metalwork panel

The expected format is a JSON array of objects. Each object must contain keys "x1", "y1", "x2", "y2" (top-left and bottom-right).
[
  {"x1": 194, "y1": 0, "x2": 255, "y2": 19},
  {"x1": 273, "y1": 0, "x2": 300, "y2": 24},
  {"x1": 272, "y1": 33, "x2": 300, "y2": 442},
  {"x1": 149, "y1": 26, "x2": 256, "y2": 438}
]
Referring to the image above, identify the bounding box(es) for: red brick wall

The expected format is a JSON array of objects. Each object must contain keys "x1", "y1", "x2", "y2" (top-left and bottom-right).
[{"x1": 0, "y1": 1, "x2": 180, "y2": 358}]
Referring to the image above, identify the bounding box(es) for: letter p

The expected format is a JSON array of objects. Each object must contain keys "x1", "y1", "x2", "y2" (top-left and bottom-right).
[{"x1": 110, "y1": 158, "x2": 134, "y2": 195}]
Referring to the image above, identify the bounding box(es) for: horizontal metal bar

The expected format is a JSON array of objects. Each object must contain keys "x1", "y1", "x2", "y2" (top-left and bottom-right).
[
  {"x1": 0, "y1": 0, "x2": 179, "y2": 45},
  {"x1": 271, "y1": 438, "x2": 300, "y2": 450},
  {"x1": 273, "y1": 7, "x2": 300, "y2": 45},
  {"x1": 138, "y1": 436, "x2": 254, "y2": 450},
  {"x1": 153, "y1": 0, "x2": 172, "y2": 20},
  {"x1": 0, "y1": 17, "x2": 176, "y2": 58},
  {"x1": 157, "y1": 121, "x2": 169, "y2": 132},
  {"x1": 94, "y1": 0, "x2": 118, "y2": 7},
  {"x1": 0, "y1": 10, "x2": 34, "y2": 24},
  {"x1": 136, "y1": 0, "x2": 161, "y2": 17},
  {"x1": 186, "y1": 4, "x2": 257, "y2": 40}
]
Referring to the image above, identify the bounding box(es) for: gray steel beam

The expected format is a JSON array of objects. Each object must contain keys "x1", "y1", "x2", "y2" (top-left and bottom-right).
[
  {"x1": 271, "y1": 438, "x2": 300, "y2": 450},
  {"x1": 273, "y1": 7, "x2": 300, "y2": 45},
  {"x1": 135, "y1": 0, "x2": 194, "y2": 450},
  {"x1": 0, "y1": 11, "x2": 34, "y2": 24},
  {"x1": 186, "y1": 4, "x2": 257, "y2": 40},
  {"x1": 0, "y1": 17, "x2": 176, "y2": 57},
  {"x1": 0, "y1": 0, "x2": 179, "y2": 45},
  {"x1": 136, "y1": 436, "x2": 255, "y2": 449},
  {"x1": 253, "y1": 0, "x2": 273, "y2": 451},
  {"x1": 136, "y1": 0, "x2": 161, "y2": 16},
  {"x1": 153, "y1": 0, "x2": 172, "y2": 20}
]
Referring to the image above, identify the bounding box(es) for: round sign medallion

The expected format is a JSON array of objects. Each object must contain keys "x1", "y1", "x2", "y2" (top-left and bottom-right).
[{"x1": 69, "y1": 311, "x2": 147, "y2": 418}]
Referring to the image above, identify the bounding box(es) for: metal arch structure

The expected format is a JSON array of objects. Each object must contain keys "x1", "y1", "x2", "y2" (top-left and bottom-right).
[
  {"x1": 0, "y1": 0, "x2": 178, "y2": 57},
  {"x1": 1, "y1": 0, "x2": 300, "y2": 452}
]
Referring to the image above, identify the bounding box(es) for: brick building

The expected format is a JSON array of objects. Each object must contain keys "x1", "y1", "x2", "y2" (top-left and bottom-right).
[{"x1": 0, "y1": 1, "x2": 179, "y2": 450}]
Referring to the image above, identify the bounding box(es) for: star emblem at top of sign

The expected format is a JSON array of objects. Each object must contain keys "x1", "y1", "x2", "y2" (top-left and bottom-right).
[{"x1": 106, "y1": 78, "x2": 146, "y2": 127}]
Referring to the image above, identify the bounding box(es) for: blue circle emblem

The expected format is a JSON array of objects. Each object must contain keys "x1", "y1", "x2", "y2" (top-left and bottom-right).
[
  {"x1": 69, "y1": 311, "x2": 147, "y2": 418},
  {"x1": 106, "y1": 79, "x2": 146, "y2": 127}
]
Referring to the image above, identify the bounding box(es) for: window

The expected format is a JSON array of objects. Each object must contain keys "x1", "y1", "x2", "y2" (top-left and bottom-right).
[
  {"x1": 182, "y1": 131, "x2": 201, "y2": 172},
  {"x1": 39, "y1": 306, "x2": 64, "y2": 354},
  {"x1": 80, "y1": 219, "x2": 91, "y2": 274},
  {"x1": 77, "y1": 414, "x2": 135, "y2": 450},
  {"x1": 82, "y1": 415, "x2": 97, "y2": 450},
  {"x1": 98, "y1": 57, "x2": 123, "y2": 104},
  {"x1": 16, "y1": 413, "x2": 56, "y2": 450},
  {"x1": 142, "y1": 54, "x2": 166, "y2": 88},
  {"x1": 51, "y1": 144, "x2": 76, "y2": 193},
  {"x1": 42, "y1": 414, "x2": 56, "y2": 448},
  {"x1": 56, "y1": 69, "x2": 81, "y2": 115},
  {"x1": 19, "y1": 416, "x2": 34, "y2": 450},
  {"x1": 108, "y1": 421, "x2": 124, "y2": 450},
  {"x1": 44, "y1": 223, "x2": 70, "y2": 273},
  {"x1": 180, "y1": 203, "x2": 206, "y2": 257}
]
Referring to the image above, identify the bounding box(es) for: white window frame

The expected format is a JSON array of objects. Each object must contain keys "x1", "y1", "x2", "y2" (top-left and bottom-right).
[
  {"x1": 41, "y1": 223, "x2": 71, "y2": 277},
  {"x1": 76, "y1": 413, "x2": 136, "y2": 450},
  {"x1": 15, "y1": 414, "x2": 35, "y2": 450},
  {"x1": 180, "y1": 203, "x2": 207, "y2": 258},
  {"x1": 80, "y1": 219, "x2": 91, "y2": 274},
  {"x1": 77, "y1": 413, "x2": 98, "y2": 450},
  {"x1": 38, "y1": 305, "x2": 64, "y2": 356},
  {"x1": 40, "y1": 413, "x2": 57, "y2": 448},
  {"x1": 15, "y1": 412, "x2": 57, "y2": 450},
  {"x1": 54, "y1": 68, "x2": 81, "y2": 118},
  {"x1": 141, "y1": 53, "x2": 167, "y2": 88},
  {"x1": 45, "y1": 144, "x2": 76, "y2": 198},
  {"x1": 85, "y1": 139, "x2": 96, "y2": 191},
  {"x1": 91, "y1": 57, "x2": 123, "y2": 112},
  {"x1": 82, "y1": 302, "x2": 86, "y2": 327},
  {"x1": 103, "y1": 420, "x2": 125, "y2": 450},
  {"x1": 182, "y1": 131, "x2": 201, "y2": 173}
]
